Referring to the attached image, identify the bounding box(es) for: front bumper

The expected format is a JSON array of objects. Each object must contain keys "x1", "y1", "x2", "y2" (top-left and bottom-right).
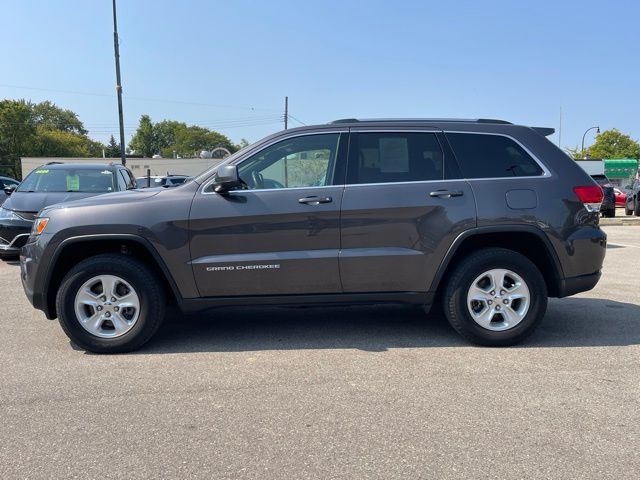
[
  {"x1": 20, "y1": 230, "x2": 60, "y2": 319},
  {"x1": 0, "y1": 218, "x2": 32, "y2": 257}
]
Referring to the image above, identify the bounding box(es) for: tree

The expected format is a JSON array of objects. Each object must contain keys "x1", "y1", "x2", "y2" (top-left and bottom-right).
[
  {"x1": 31, "y1": 100, "x2": 87, "y2": 135},
  {"x1": 129, "y1": 114, "x2": 238, "y2": 158},
  {"x1": 236, "y1": 138, "x2": 250, "y2": 149},
  {"x1": 0, "y1": 100, "x2": 37, "y2": 178},
  {"x1": 571, "y1": 129, "x2": 640, "y2": 159},
  {"x1": 128, "y1": 115, "x2": 156, "y2": 157},
  {"x1": 31, "y1": 126, "x2": 103, "y2": 157},
  {"x1": 0, "y1": 99, "x2": 108, "y2": 178},
  {"x1": 105, "y1": 135, "x2": 121, "y2": 158}
]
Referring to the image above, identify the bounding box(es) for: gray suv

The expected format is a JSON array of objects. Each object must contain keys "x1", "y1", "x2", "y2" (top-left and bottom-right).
[{"x1": 20, "y1": 119, "x2": 607, "y2": 353}]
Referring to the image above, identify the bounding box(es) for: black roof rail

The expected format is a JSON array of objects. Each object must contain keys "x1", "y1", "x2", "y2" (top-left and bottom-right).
[{"x1": 329, "y1": 118, "x2": 512, "y2": 125}]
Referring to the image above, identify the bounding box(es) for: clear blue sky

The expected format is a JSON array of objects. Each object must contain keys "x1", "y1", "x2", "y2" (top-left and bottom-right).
[{"x1": 1, "y1": 0, "x2": 638, "y2": 150}]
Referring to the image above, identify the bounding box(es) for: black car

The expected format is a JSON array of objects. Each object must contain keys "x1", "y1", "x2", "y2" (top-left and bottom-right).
[
  {"x1": 590, "y1": 174, "x2": 616, "y2": 217},
  {"x1": 20, "y1": 118, "x2": 606, "y2": 353},
  {"x1": 623, "y1": 178, "x2": 640, "y2": 216},
  {"x1": 1, "y1": 176, "x2": 20, "y2": 204},
  {"x1": 0, "y1": 163, "x2": 135, "y2": 258},
  {"x1": 135, "y1": 174, "x2": 189, "y2": 189}
]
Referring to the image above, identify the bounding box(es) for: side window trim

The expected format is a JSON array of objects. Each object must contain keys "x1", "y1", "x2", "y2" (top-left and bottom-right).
[
  {"x1": 345, "y1": 130, "x2": 447, "y2": 185},
  {"x1": 443, "y1": 130, "x2": 552, "y2": 180},
  {"x1": 201, "y1": 130, "x2": 349, "y2": 194}
]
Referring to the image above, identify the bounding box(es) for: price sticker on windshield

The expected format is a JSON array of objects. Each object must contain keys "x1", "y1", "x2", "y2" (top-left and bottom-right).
[{"x1": 66, "y1": 174, "x2": 80, "y2": 191}]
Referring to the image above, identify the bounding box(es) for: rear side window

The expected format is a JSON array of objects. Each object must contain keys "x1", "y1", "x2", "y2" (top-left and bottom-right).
[
  {"x1": 348, "y1": 132, "x2": 444, "y2": 184},
  {"x1": 447, "y1": 133, "x2": 544, "y2": 178}
]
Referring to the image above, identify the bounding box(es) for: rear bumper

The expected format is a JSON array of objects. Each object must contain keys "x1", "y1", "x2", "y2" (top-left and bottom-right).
[{"x1": 558, "y1": 271, "x2": 601, "y2": 298}]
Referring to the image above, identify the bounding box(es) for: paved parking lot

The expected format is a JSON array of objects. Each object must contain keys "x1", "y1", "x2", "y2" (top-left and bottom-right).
[{"x1": 0, "y1": 226, "x2": 638, "y2": 479}]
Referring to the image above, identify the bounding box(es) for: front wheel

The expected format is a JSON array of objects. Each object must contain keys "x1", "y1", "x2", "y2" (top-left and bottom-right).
[
  {"x1": 56, "y1": 254, "x2": 165, "y2": 353},
  {"x1": 443, "y1": 248, "x2": 547, "y2": 346}
]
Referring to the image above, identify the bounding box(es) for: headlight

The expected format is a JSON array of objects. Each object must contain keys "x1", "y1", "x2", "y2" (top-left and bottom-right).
[
  {"x1": 0, "y1": 207, "x2": 21, "y2": 220},
  {"x1": 32, "y1": 217, "x2": 49, "y2": 236}
]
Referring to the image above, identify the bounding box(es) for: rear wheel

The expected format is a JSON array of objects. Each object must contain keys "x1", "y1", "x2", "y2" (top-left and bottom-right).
[
  {"x1": 635, "y1": 198, "x2": 640, "y2": 216},
  {"x1": 443, "y1": 248, "x2": 547, "y2": 346},
  {"x1": 625, "y1": 203, "x2": 633, "y2": 215},
  {"x1": 56, "y1": 254, "x2": 165, "y2": 353}
]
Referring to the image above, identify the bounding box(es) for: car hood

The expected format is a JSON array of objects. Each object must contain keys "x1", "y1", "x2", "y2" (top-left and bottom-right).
[
  {"x1": 42, "y1": 189, "x2": 162, "y2": 212},
  {"x1": 2, "y1": 191, "x2": 102, "y2": 214}
]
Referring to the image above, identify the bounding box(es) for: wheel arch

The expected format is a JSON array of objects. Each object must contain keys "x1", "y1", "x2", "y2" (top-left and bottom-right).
[
  {"x1": 430, "y1": 226, "x2": 564, "y2": 298},
  {"x1": 44, "y1": 234, "x2": 182, "y2": 319}
]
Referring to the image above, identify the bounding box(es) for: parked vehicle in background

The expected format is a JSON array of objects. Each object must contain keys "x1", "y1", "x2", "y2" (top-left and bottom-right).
[
  {"x1": 0, "y1": 163, "x2": 135, "y2": 259},
  {"x1": 20, "y1": 118, "x2": 607, "y2": 353},
  {"x1": 135, "y1": 175, "x2": 189, "y2": 189},
  {"x1": 1, "y1": 176, "x2": 20, "y2": 204},
  {"x1": 613, "y1": 188, "x2": 627, "y2": 207},
  {"x1": 624, "y1": 178, "x2": 640, "y2": 216},
  {"x1": 590, "y1": 174, "x2": 615, "y2": 217}
]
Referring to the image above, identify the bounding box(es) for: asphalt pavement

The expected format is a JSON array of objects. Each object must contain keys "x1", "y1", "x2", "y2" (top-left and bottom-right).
[{"x1": 0, "y1": 226, "x2": 638, "y2": 479}]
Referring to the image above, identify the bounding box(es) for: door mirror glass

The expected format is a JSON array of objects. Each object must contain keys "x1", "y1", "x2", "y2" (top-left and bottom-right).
[
  {"x1": 213, "y1": 165, "x2": 242, "y2": 193},
  {"x1": 3, "y1": 184, "x2": 16, "y2": 196}
]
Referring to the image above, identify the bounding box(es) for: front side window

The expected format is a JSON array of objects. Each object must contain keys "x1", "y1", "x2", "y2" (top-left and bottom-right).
[
  {"x1": 447, "y1": 133, "x2": 544, "y2": 178},
  {"x1": 237, "y1": 133, "x2": 340, "y2": 190},
  {"x1": 347, "y1": 132, "x2": 444, "y2": 184},
  {"x1": 17, "y1": 168, "x2": 116, "y2": 193}
]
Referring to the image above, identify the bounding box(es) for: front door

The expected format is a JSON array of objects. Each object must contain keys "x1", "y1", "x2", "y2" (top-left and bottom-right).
[
  {"x1": 339, "y1": 129, "x2": 477, "y2": 293},
  {"x1": 190, "y1": 131, "x2": 348, "y2": 297}
]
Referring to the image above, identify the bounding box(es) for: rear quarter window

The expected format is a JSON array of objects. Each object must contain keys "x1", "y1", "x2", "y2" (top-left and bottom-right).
[{"x1": 447, "y1": 133, "x2": 544, "y2": 179}]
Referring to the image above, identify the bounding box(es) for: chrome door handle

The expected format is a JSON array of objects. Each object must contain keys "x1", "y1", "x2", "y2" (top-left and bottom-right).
[
  {"x1": 298, "y1": 196, "x2": 333, "y2": 205},
  {"x1": 429, "y1": 190, "x2": 464, "y2": 198}
]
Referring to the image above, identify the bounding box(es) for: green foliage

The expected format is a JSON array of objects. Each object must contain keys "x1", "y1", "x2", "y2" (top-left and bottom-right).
[
  {"x1": 31, "y1": 100, "x2": 87, "y2": 135},
  {"x1": 0, "y1": 99, "x2": 105, "y2": 178},
  {"x1": 105, "y1": 135, "x2": 121, "y2": 158},
  {"x1": 31, "y1": 126, "x2": 104, "y2": 157},
  {"x1": 128, "y1": 115, "x2": 238, "y2": 158},
  {"x1": 128, "y1": 115, "x2": 156, "y2": 157},
  {"x1": 572, "y1": 129, "x2": 640, "y2": 159},
  {"x1": 0, "y1": 100, "x2": 37, "y2": 177}
]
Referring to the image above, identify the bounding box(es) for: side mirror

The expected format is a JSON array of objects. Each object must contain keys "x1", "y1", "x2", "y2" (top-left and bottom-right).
[
  {"x1": 213, "y1": 165, "x2": 242, "y2": 193},
  {"x1": 3, "y1": 185, "x2": 16, "y2": 196}
]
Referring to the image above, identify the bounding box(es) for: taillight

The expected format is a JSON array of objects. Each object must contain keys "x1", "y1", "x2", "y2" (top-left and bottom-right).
[{"x1": 574, "y1": 185, "x2": 604, "y2": 212}]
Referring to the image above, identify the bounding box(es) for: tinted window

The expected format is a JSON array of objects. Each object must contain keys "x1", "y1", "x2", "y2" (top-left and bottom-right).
[
  {"x1": 18, "y1": 168, "x2": 116, "y2": 193},
  {"x1": 238, "y1": 133, "x2": 340, "y2": 190},
  {"x1": 447, "y1": 133, "x2": 543, "y2": 178},
  {"x1": 348, "y1": 132, "x2": 443, "y2": 184},
  {"x1": 116, "y1": 171, "x2": 128, "y2": 190},
  {"x1": 1, "y1": 178, "x2": 18, "y2": 189},
  {"x1": 170, "y1": 177, "x2": 187, "y2": 185}
]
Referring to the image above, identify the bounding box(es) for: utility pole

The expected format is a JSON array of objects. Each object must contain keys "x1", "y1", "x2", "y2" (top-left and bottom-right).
[
  {"x1": 558, "y1": 106, "x2": 562, "y2": 148},
  {"x1": 284, "y1": 96, "x2": 288, "y2": 130},
  {"x1": 112, "y1": 0, "x2": 126, "y2": 166}
]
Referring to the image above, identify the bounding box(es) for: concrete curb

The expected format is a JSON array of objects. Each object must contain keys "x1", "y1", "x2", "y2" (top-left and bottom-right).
[{"x1": 600, "y1": 217, "x2": 640, "y2": 226}]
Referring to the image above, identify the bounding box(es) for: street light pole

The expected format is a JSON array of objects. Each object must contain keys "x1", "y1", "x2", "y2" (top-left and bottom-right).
[
  {"x1": 112, "y1": 0, "x2": 126, "y2": 166},
  {"x1": 581, "y1": 126, "x2": 600, "y2": 155}
]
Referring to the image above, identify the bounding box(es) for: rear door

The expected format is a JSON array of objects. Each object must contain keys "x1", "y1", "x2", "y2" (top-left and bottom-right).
[
  {"x1": 190, "y1": 130, "x2": 348, "y2": 297},
  {"x1": 339, "y1": 128, "x2": 476, "y2": 293}
]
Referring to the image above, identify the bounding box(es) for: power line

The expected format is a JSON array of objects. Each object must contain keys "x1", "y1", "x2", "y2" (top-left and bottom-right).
[{"x1": 0, "y1": 83, "x2": 280, "y2": 112}]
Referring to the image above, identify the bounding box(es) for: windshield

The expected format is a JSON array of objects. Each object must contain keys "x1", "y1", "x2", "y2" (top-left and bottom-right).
[{"x1": 17, "y1": 168, "x2": 116, "y2": 193}]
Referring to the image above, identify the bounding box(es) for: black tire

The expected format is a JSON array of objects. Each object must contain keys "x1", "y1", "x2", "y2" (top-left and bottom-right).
[
  {"x1": 635, "y1": 199, "x2": 640, "y2": 216},
  {"x1": 56, "y1": 254, "x2": 165, "y2": 353},
  {"x1": 443, "y1": 248, "x2": 547, "y2": 346},
  {"x1": 625, "y1": 204, "x2": 633, "y2": 215},
  {"x1": 602, "y1": 207, "x2": 615, "y2": 218}
]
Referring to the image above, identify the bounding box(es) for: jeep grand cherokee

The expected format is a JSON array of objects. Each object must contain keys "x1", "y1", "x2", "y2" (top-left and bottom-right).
[{"x1": 20, "y1": 119, "x2": 607, "y2": 353}]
